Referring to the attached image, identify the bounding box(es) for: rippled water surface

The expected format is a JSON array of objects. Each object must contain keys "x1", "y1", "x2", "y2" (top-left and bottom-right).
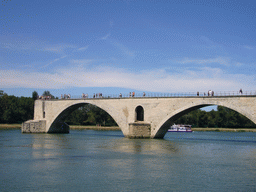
[{"x1": 0, "y1": 129, "x2": 256, "y2": 191}]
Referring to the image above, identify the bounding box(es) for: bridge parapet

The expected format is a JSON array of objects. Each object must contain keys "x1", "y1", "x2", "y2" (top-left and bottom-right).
[{"x1": 39, "y1": 90, "x2": 256, "y2": 100}]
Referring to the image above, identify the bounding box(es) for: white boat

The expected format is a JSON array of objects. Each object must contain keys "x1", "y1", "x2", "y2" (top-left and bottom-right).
[{"x1": 168, "y1": 124, "x2": 192, "y2": 132}]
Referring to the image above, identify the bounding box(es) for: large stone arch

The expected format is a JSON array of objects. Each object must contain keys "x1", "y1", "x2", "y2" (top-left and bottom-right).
[
  {"x1": 47, "y1": 101, "x2": 122, "y2": 134},
  {"x1": 153, "y1": 99, "x2": 256, "y2": 138}
]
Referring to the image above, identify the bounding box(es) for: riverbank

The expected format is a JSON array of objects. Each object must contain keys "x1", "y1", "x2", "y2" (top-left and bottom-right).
[
  {"x1": 70, "y1": 125, "x2": 120, "y2": 131},
  {"x1": 191, "y1": 128, "x2": 256, "y2": 132},
  {"x1": 0, "y1": 124, "x2": 121, "y2": 131},
  {"x1": 0, "y1": 124, "x2": 256, "y2": 132},
  {"x1": 0, "y1": 124, "x2": 22, "y2": 129}
]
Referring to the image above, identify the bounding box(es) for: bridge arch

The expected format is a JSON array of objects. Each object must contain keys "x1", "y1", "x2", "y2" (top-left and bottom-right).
[
  {"x1": 24, "y1": 95, "x2": 256, "y2": 138},
  {"x1": 47, "y1": 101, "x2": 122, "y2": 134},
  {"x1": 153, "y1": 100, "x2": 256, "y2": 138}
]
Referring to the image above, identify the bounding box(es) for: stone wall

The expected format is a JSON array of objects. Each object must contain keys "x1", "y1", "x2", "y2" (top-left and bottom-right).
[
  {"x1": 22, "y1": 120, "x2": 46, "y2": 133},
  {"x1": 128, "y1": 122, "x2": 151, "y2": 138}
]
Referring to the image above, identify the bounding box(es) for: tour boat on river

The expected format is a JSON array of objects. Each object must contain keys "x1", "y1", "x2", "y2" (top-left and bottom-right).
[{"x1": 168, "y1": 124, "x2": 193, "y2": 132}]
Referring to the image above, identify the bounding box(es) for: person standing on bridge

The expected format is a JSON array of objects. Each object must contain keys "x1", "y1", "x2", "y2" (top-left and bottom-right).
[{"x1": 239, "y1": 89, "x2": 243, "y2": 95}]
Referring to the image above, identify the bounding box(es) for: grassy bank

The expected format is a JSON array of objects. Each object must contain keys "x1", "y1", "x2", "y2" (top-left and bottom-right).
[
  {"x1": 70, "y1": 125, "x2": 120, "y2": 131},
  {"x1": 0, "y1": 124, "x2": 22, "y2": 129},
  {"x1": 191, "y1": 128, "x2": 256, "y2": 132},
  {"x1": 0, "y1": 124, "x2": 255, "y2": 132},
  {"x1": 0, "y1": 124, "x2": 120, "y2": 131}
]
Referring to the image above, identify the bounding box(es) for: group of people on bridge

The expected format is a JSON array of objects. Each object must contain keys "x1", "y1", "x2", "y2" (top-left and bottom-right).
[
  {"x1": 82, "y1": 93, "x2": 88, "y2": 98},
  {"x1": 127, "y1": 92, "x2": 146, "y2": 98},
  {"x1": 93, "y1": 93, "x2": 103, "y2": 98},
  {"x1": 37, "y1": 89, "x2": 246, "y2": 100},
  {"x1": 38, "y1": 95, "x2": 52, "y2": 100},
  {"x1": 61, "y1": 94, "x2": 71, "y2": 99}
]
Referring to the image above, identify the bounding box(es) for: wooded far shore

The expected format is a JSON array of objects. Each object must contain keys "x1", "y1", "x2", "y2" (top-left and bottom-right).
[{"x1": 1, "y1": 124, "x2": 256, "y2": 132}]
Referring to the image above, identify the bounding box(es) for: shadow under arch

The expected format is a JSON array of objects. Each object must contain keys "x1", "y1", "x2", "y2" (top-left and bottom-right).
[
  {"x1": 154, "y1": 102, "x2": 256, "y2": 139},
  {"x1": 48, "y1": 102, "x2": 120, "y2": 134}
]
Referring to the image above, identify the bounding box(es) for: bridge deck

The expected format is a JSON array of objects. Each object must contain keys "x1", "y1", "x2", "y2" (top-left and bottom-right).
[{"x1": 40, "y1": 90, "x2": 256, "y2": 100}]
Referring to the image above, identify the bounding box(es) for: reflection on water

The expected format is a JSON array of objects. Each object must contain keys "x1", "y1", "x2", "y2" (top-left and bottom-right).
[
  {"x1": 0, "y1": 129, "x2": 256, "y2": 192},
  {"x1": 97, "y1": 138, "x2": 179, "y2": 155}
]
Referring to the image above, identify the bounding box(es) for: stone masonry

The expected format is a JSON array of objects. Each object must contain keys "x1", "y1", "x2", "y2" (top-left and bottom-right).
[{"x1": 22, "y1": 96, "x2": 256, "y2": 138}]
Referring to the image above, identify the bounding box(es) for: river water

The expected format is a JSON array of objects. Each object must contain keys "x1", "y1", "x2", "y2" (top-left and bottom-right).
[{"x1": 0, "y1": 129, "x2": 256, "y2": 192}]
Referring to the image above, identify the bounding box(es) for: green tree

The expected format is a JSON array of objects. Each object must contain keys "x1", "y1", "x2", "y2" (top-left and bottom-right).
[
  {"x1": 198, "y1": 110, "x2": 208, "y2": 127},
  {"x1": 32, "y1": 91, "x2": 38, "y2": 100},
  {"x1": 0, "y1": 90, "x2": 4, "y2": 97},
  {"x1": 42, "y1": 90, "x2": 55, "y2": 99},
  {"x1": 0, "y1": 93, "x2": 34, "y2": 124},
  {"x1": 175, "y1": 105, "x2": 256, "y2": 128},
  {"x1": 65, "y1": 104, "x2": 117, "y2": 126},
  {"x1": 207, "y1": 110, "x2": 217, "y2": 127}
]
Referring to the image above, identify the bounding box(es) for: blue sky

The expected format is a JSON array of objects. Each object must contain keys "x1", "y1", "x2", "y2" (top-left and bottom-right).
[{"x1": 1, "y1": 0, "x2": 255, "y2": 99}]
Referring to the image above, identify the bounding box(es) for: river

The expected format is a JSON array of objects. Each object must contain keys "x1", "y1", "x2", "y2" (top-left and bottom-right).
[{"x1": 0, "y1": 129, "x2": 256, "y2": 191}]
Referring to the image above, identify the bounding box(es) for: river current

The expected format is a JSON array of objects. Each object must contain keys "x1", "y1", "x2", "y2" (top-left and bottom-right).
[{"x1": 0, "y1": 129, "x2": 256, "y2": 192}]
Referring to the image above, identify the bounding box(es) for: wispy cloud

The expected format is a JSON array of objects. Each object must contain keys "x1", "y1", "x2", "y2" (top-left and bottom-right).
[
  {"x1": 77, "y1": 46, "x2": 89, "y2": 51},
  {"x1": 70, "y1": 59, "x2": 94, "y2": 65},
  {"x1": 234, "y1": 62, "x2": 244, "y2": 67},
  {"x1": 40, "y1": 44, "x2": 77, "y2": 53},
  {"x1": 178, "y1": 57, "x2": 230, "y2": 66},
  {"x1": 0, "y1": 65, "x2": 254, "y2": 93},
  {"x1": 101, "y1": 33, "x2": 111, "y2": 40},
  {"x1": 0, "y1": 36, "x2": 76, "y2": 53},
  {"x1": 110, "y1": 40, "x2": 135, "y2": 57},
  {"x1": 244, "y1": 45, "x2": 254, "y2": 50},
  {"x1": 39, "y1": 55, "x2": 68, "y2": 69},
  {"x1": 109, "y1": 20, "x2": 114, "y2": 27}
]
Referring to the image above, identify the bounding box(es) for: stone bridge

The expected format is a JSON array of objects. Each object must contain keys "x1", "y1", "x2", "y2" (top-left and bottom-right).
[{"x1": 22, "y1": 96, "x2": 256, "y2": 138}]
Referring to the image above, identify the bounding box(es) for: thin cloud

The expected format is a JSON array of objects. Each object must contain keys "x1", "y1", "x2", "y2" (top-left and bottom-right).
[
  {"x1": 99, "y1": 34, "x2": 135, "y2": 57},
  {"x1": 0, "y1": 65, "x2": 254, "y2": 93},
  {"x1": 234, "y1": 62, "x2": 244, "y2": 67},
  {"x1": 40, "y1": 44, "x2": 77, "y2": 53},
  {"x1": 244, "y1": 45, "x2": 254, "y2": 50},
  {"x1": 101, "y1": 33, "x2": 111, "y2": 40},
  {"x1": 0, "y1": 36, "x2": 76, "y2": 53},
  {"x1": 70, "y1": 59, "x2": 94, "y2": 65},
  {"x1": 178, "y1": 57, "x2": 230, "y2": 66},
  {"x1": 39, "y1": 55, "x2": 68, "y2": 69},
  {"x1": 109, "y1": 20, "x2": 114, "y2": 27},
  {"x1": 111, "y1": 40, "x2": 135, "y2": 57},
  {"x1": 76, "y1": 46, "x2": 89, "y2": 52}
]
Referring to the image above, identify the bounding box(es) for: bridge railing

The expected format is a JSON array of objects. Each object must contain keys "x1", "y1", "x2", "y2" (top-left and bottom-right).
[{"x1": 49, "y1": 90, "x2": 256, "y2": 100}]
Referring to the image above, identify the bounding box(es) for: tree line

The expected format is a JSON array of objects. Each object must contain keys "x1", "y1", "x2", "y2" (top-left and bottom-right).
[
  {"x1": 0, "y1": 90, "x2": 34, "y2": 124},
  {"x1": 175, "y1": 106, "x2": 256, "y2": 128},
  {"x1": 0, "y1": 90, "x2": 255, "y2": 128},
  {"x1": 0, "y1": 90, "x2": 116, "y2": 126}
]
